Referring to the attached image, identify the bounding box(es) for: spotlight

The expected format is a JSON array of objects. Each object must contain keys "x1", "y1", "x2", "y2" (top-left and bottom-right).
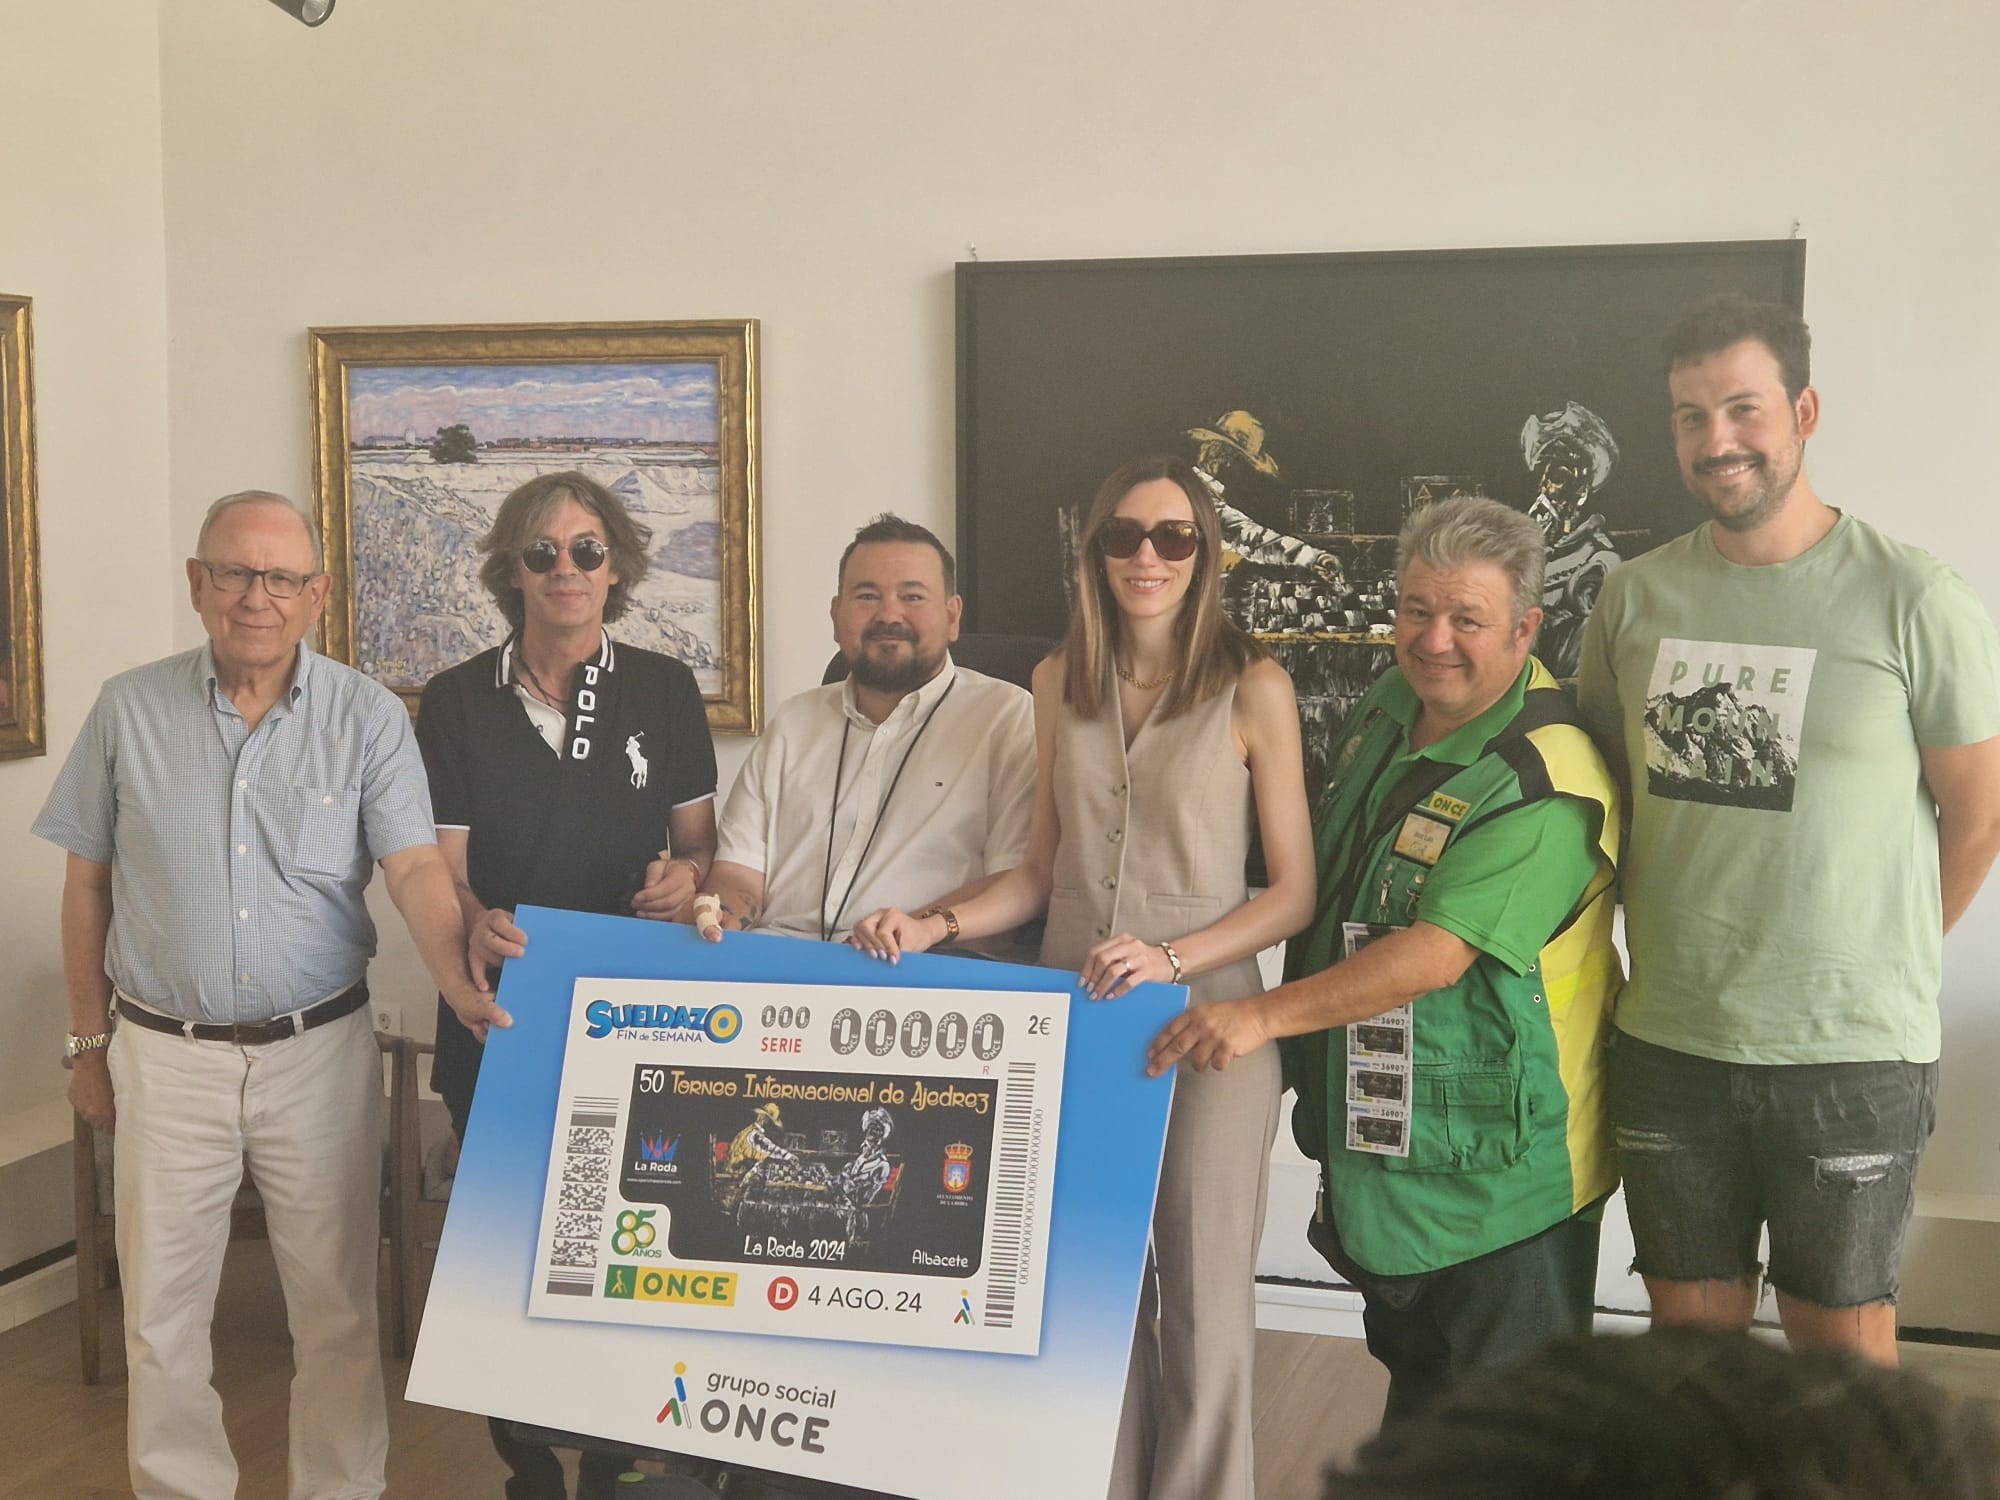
[{"x1": 267, "y1": 0, "x2": 335, "y2": 24}]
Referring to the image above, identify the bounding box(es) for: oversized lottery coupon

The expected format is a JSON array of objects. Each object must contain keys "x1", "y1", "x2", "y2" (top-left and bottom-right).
[
  {"x1": 1341, "y1": 923, "x2": 1412, "y2": 1157},
  {"x1": 528, "y1": 977, "x2": 1068, "y2": 1356}
]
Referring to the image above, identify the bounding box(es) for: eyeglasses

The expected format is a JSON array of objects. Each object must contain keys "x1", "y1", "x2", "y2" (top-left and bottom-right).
[
  {"x1": 196, "y1": 560, "x2": 321, "y2": 600},
  {"x1": 1095, "y1": 518, "x2": 1201, "y2": 562},
  {"x1": 521, "y1": 537, "x2": 609, "y2": 574}
]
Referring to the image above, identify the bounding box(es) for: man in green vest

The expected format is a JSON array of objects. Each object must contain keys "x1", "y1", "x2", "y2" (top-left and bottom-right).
[{"x1": 1148, "y1": 494, "x2": 1623, "y2": 1423}]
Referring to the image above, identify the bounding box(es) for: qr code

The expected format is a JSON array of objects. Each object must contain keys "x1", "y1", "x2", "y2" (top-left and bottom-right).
[
  {"x1": 563, "y1": 1154, "x2": 606, "y2": 1184},
  {"x1": 554, "y1": 1210, "x2": 600, "y2": 1242},
  {"x1": 560, "y1": 1180, "x2": 606, "y2": 1212},
  {"x1": 549, "y1": 1238, "x2": 598, "y2": 1269},
  {"x1": 568, "y1": 1127, "x2": 613, "y2": 1155}
]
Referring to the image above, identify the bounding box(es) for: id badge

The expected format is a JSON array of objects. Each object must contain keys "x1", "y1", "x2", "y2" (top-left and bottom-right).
[
  {"x1": 1391, "y1": 810, "x2": 1452, "y2": 867},
  {"x1": 1341, "y1": 922, "x2": 1412, "y2": 1158}
]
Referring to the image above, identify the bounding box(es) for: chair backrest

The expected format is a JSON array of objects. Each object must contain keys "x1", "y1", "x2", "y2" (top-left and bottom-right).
[{"x1": 821, "y1": 632, "x2": 1056, "y2": 693}]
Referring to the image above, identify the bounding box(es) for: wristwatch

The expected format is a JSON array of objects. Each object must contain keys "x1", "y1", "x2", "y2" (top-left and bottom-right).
[{"x1": 63, "y1": 1030, "x2": 111, "y2": 1069}]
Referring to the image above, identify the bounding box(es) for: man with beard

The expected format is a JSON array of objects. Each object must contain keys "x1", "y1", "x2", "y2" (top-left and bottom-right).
[
  {"x1": 691, "y1": 516, "x2": 1030, "y2": 1500},
  {"x1": 700, "y1": 515, "x2": 1035, "y2": 943},
  {"x1": 1578, "y1": 295, "x2": 2000, "y2": 1364}
]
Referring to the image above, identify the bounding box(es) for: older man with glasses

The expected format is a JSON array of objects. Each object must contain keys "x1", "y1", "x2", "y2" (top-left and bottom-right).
[{"x1": 35, "y1": 490, "x2": 501, "y2": 1500}]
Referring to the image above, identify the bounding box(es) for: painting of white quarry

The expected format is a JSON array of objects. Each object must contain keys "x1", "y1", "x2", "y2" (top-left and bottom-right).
[{"x1": 347, "y1": 361, "x2": 724, "y2": 694}]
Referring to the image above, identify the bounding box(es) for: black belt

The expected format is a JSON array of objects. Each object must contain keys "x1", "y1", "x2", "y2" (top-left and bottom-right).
[{"x1": 115, "y1": 981, "x2": 370, "y2": 1045}]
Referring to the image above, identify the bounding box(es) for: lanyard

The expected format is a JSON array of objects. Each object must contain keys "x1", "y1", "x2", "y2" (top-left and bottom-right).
[
  {"x1": 1312, "y1": 719, "x2": 1410, "y2": 941},
  {"x1": 819, "y1": 679, "x2": 957, "y2": 942}
]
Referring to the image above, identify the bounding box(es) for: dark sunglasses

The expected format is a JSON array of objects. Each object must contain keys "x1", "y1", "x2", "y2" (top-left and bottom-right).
[
  {"x1": 1096, "y1": 518, "x2": 1201, "y2": 562},
  {"x1": 521, "y1": 537, "x2": 609, "y2": 574}
]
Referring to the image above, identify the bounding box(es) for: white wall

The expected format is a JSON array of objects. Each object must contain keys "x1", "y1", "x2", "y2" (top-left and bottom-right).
[
  {"x1": 10, "y1": 0, "x2": 2000, "y2": 1313},
  {"x1": 155, "y1": 0, "x2": 2000, "y2": 1172},
  {"x1": 0, "y1": 1, "x2": 171, "y2": 1167}
]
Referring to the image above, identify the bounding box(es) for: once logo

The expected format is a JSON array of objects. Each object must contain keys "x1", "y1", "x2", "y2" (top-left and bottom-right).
[
  {"x1": 605, "y1": 1266, "x2": 737, "y2": 1306},
  {"x1": 697, "y1": 1398, "x2": 830, "y2": 1454},
  {"x1": 768, "y1": 1276, "x2": 800, "y2": 1311}
]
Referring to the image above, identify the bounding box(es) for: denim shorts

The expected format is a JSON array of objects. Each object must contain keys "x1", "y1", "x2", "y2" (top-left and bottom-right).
[{"x1": 1607, "y1": 1030, "x2": 1938, "y2": 1309}]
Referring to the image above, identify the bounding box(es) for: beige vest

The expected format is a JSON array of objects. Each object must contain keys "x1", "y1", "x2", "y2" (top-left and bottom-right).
[{"x1": 1040, "y1": 674, "x2": 1265, "y2": 1005}]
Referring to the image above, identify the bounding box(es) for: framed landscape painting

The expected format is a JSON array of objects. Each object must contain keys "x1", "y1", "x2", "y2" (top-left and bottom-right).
[
  {"x1": 0, "y1": 293, "x2": 44, "y2": 760},
  {"x1": 310, "y1": 320, "x2": 761, "y2": 733}
]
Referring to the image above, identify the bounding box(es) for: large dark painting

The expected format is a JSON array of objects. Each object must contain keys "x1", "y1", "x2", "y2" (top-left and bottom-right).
[{"x1": 957, "y1": 239, "x2": 1806, "y2": 803}]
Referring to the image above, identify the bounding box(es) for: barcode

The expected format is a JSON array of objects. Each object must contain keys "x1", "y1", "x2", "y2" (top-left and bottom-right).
[
  {"x1": 546, "y1": 1094, "x2": 615, "y2": 1275},
  {"x1": 981, "y1": 1062, "x2": 1036, "y2": 1329}
]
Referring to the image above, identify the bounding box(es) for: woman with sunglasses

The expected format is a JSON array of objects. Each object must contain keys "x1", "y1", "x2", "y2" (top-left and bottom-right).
[{"x1": 853, "y1": 455, "x2": 1315, "y2": 1500}]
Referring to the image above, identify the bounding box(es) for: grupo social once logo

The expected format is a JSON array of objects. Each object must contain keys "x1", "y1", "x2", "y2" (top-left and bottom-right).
[
  {"x1": 697, "y1": 1371, "x2": 836, "y2": 1454},
  {"x1": 657, "y1": 1361, "x2": 693, "y2": 1427}
]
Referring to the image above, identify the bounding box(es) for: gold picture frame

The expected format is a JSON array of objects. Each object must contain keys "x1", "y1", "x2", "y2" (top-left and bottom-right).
[
  {"x1": 0, "y1": 294, "x2": 45, "y2": 760},
  {"x1": 309, "y1": 320, "x2": 761, "y2": 733}
]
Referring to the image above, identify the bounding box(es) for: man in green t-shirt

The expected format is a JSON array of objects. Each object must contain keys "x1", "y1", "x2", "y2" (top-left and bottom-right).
[
  {"x1": 1150, "y1": 496, "x2": 1623, "y2": 1423},
  {"x1": 1577, "y1": 294, "x2": 2000, "y2": 1365}
]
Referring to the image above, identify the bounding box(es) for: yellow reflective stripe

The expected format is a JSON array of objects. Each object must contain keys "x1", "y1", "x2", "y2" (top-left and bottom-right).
[
  {"x1": 1520, "y1": 697, "x2": 1624, "y2": 1213},
  {"x1": 1523, "y1": 721, "x2": 1622, "y2": 868},
  {"x1": 1542, "y1": 892, "x2": 1622, "y2": 1210}
]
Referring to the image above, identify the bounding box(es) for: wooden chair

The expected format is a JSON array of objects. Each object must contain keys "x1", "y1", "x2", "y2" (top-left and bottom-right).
[
  {"x1": 382, "y1": 1033, "x2": 454, "y2": 1357},
  {"x1": 73, "y1": 1032, "x2": 418, "y2": 1382}
]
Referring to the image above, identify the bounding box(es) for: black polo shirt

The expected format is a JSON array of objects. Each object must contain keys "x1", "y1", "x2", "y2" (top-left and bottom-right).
[{"x1": 418, "y1": 632, "x2": 716, "y2": 1129}]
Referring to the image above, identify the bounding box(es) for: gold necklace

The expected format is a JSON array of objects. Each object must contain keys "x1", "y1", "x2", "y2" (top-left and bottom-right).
[{"x1": 1116, "y1": 660, "x2": 1175, "y2": 691}]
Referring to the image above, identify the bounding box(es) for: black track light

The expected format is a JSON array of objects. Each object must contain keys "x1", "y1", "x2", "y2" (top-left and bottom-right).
[{"x1": 267, "y1": 0, "x2": 335, "y2": 25}]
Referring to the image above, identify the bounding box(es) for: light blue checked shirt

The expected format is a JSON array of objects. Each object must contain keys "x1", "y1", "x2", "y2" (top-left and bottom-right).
[{"x1": 33, "y1": 642, "x2": 438, "y2": 1024}]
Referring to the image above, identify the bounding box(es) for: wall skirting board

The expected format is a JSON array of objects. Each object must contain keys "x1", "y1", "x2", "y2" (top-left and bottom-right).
[
  {"x1": 0, "y1": 1257, "x2": 73, "y2": 1335},
  {"x1": 1917, "y1": 1192, "x2": 2000, "y2": 1223},
  {"x1": 1253, "y1": 1278, "x2": 1653, "y2": 1342}
]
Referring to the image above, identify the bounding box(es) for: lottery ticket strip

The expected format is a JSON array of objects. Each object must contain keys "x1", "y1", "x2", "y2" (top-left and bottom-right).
[
  {"x1": 529, "y1": 978, "x2": 1069, "y2": 1357},
  {"x1": 1341, "y1": 923, "x2": 1412, "y2": 1157}
]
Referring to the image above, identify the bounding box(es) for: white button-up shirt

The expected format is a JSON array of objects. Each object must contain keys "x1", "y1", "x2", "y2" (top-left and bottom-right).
[{"x1": 716, "y1": 657, "x2": 1036, "y2": 940}]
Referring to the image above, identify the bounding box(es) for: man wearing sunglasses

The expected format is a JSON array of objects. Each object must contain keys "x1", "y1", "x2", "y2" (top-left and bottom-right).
[
  {"x1": 416, "y1": 470, "x2": 718, "y2": 1500},
  {"x1": 35, "y1": 490, "x2": 501, "y2": 1500}
]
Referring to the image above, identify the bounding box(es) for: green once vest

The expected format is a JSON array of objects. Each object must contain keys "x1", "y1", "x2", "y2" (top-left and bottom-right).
[{"x1": 1283, "y1": 658, "x2": 1623, "y2": 1277}]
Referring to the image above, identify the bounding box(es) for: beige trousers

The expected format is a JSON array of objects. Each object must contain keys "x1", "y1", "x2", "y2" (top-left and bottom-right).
[
  {"x1": 1108, "y1": 1039, "x2": 1282, "y2": 1500},
  {"x1": 110, "y1": 1004, "x2": 387, "y2": 1500}
]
